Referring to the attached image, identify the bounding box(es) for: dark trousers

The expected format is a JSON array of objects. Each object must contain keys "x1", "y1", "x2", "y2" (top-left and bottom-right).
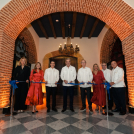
[
  {"x1": 63, "y1": 86, "x2": 74, "y2": 110},
  {"x1": 46, "y1": 86, "x2": 57, "y2": 109},
  {"x1": 112, "y1": 87, "x2": 126, "y2": 112},
  {"x1": 80, "y1": 87, "x2": 92, "y2": 109}
]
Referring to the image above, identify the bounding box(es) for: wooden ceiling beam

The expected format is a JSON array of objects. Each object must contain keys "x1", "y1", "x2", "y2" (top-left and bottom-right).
[
  {"x1": 80, "y1": 14, "x2": 88, "y2": 38},
  {"x1": 37, "y1": 19, "x2": 48, "y2": 39},
  {"x1": 48, "y1": 14, "x2": 56, "y2": 39},
  {"x1": 71, "y1": 12, "x2": 77, "y2": 38},
  {"x1": 88, "y1": 18, "x2": 99, "y2": 38},
  {"x1": 60, "y1": 12, "x2": 65, "y2": 39}
]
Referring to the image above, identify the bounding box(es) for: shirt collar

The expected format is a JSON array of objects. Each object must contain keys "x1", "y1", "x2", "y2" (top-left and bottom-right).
[
  {"x1": 113, "y1": 66, "x2": 118, "y2": 71},
  {"x1": 66, "y1": 65, "x2": 71, "y2": 68},
  {"x1": 102, "y1": 68, "x2": 107, "y2": 72}
]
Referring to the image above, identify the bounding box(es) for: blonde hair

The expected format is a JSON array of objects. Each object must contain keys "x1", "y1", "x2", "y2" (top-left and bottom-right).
[
  {"x1": 19, "y1": 57, "x2": 27, "y2": 66},
  {"x1": 93, "y1": 63, "x2": 100, "y2": 73}
]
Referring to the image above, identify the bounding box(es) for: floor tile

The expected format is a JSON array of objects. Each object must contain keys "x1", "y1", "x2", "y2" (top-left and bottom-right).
[
  {"x1": 0, "y1": 119, "x2": 21, "y2": 129},
  {"x1": 2, "y1": 124, "x2": 27, "y2": 134},
  {"x1": 87, "y1": 125, "x2": 113, "y2": 134},
  {"x1": 125, "y1": 115, "x2": 134, "y2": 121},
  {"x1": 39, "y1": 116, "x2": 58, "y2": 124},
  {"x1": 47, "y1": 120, "x2": 69, "y2": 130},
  {"x1": 83, "y1": 116, "x2": 102, "y2": 125},
  {"x1": 17, "y1": 116, "x2": 36, "y2": 123},
  {"x1": 104, "y1": 116, "x2": 124, "y2": 123},
  {"x1": 51, "y1": 131, "x2": 62, "y2": 134},
  {"x1": 110, "y1": 130, "x2": 124, "y2": 134},
  {"x1": 23, "y1": 120, "x2": 45, "y2": 130},
  {"x1": 30, "y1": 125, "x2": 55, "y2": 134},
  {"x1": 121, "y1": 119, "x2": 134, "y2": 127},
  {"x1": 96, "y1": 119, "x2": 119, "y2": 130},
  {"x1": 59, "y1": 125, "x2": 84, "y2": 134},
  {"x1": 20, "y1": 131, "x2": 32, "y2": 134},
  {"x1": 61, "y1": 116, "x2": 79, "y2": 124},
  {"x1": 72, "y1": 113, "x2": 89, "y2": 120},
  {"x1": 72, "y1": 120, "x2": 93, "y2": 130},
  {"x1": 81, "y1": 131, "x2": 92, "y2": 134},
  {"x1": 52, "y1": 113, "x2": 69, "y2": 119},
  {"x1": 115, "y1": 124, "x2": 133, "y2": 134},
  {"x1": 14, "y1": 113, "x2": 31, "y2": 119}
]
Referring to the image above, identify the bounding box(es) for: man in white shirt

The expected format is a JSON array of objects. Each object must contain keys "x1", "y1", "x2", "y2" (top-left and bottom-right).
[
  {"x1": 77, "y1": 59, "x2": 93, "y2": 111},
  {"x1": 44, "y1": 61, "x2": 59, "y2": 112},
  {"x1": 102, "y1": 63, "x2": 113, "y2": 110},
  {"x1": 60, "y1": 58, "x2": 76, "y2": 112},
  {"x1": 110, "y1": 61, "x2": 126, "y2": 115}
]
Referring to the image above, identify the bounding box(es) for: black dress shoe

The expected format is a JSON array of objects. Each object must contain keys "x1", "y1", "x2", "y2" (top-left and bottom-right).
[
  {"x1": 119, "y1": 112, "x2": 126, "y2": 115},
  {"x1": 112, "y1": 109, "x2": 120, "y2": 112},
  {"x1": 52, "y1": 108, "x2": 57, "y2": 112},
  {"x1": 47, "y1": 109, "x2": 50, "y2": 113},
  {"x1": 70, "y1": 109, "x2": 75, "y2": 112},
  {"x1": 61, "y1": 109, "x2": 66, "y2": 112},
  {"x1": 13, "y1": 112, "x2": 18, "y2": 115}
]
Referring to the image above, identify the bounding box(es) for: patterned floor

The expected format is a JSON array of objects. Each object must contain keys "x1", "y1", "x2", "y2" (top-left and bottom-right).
[{"x1": 0, "y1": 96, "x2": 134, "y2": 134}]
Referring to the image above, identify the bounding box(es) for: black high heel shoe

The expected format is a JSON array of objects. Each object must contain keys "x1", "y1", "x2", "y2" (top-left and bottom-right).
[{"x1": 32, "y1": 111, "x2": 35, "y2": 114}]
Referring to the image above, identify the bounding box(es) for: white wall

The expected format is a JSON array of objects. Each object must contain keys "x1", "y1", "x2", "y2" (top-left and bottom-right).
[
  {"x1": 26, "y1": 24, "x2": 39, "y2": 60},
  {"x1": 39, "y1": 37, "x2": 99, "y2": 69},
  {"x1": 1, "y1": 0, "x2": 134, "y2": 10},
  {"x1": 98, "y1": 25, "x2": 109, "y2": 66}
]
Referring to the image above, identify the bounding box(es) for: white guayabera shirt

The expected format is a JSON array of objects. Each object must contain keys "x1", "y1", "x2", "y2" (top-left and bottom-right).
[
  {"x1": 60, "y1": 65, "x2": 76, "y2": 86},
  {"x1": 77, "y1": 67, "x2": 93, "y2": 88},
  {"x1": 111, "y1": 66, "x2": 125, "y2": 87},
  {"x1": 102, "y1": 68, "x2": 111, "y2": 83},
  {"x1": 44, "y1": 67, "x2": 59, "y2": 87}
]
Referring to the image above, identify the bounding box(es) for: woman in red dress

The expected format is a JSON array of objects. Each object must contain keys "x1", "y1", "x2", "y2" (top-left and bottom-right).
[
  {"x1": 91, "y1": 63, "x2": 106, "y2": 111},
  {"x1": 25, "y1": 62, "x2": 44, "y2": 113}
]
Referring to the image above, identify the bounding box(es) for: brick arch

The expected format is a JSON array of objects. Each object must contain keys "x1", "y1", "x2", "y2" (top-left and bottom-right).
[
  {"x1": 18, "y1": 27, "x2": 37, "y2": 64},
  {"x1": 100, "y1": 28, "x2": 118, "y2": 63},
  {"x1": 0, "y1": 0, "x2": 134, "y2": 107},
  {"x1": 43, "y1": 50, "x2": 84, "y2": 71}
]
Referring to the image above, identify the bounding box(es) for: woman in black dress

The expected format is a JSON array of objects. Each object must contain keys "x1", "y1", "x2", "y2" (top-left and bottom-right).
[{"x1": 13, "y1": 57, "x2": 30, "y2": 113}]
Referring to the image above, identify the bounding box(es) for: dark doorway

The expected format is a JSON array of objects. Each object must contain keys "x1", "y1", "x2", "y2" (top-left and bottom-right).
[
  {"x1": 108, "y1": 38, "x2": 128, "y2": 104},
  {"x1": 49, "y1": 56, "x2": 78, "y2": 95}
]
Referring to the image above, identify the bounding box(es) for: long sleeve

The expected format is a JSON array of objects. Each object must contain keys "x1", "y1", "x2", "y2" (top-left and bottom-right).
[
  {"x1": 56, "y1": 70, "x2": 59, "y2": 82},
  {"x1": 71, "y1": 67, "x2": 76, "y2": 81},
  {"x1": 60, "y1": 68, "x2": 64, "y2": 81},
  {"x1": 44, "y1": 69, "x2": 48, "y2": 81},
  {"x1": 13, "y1": 66, "x2": 18, "y2": 80},
  {"x1": 114, "y1": 69, "x2": 124, "y2": 84},
  {"x1": 29, "y1": 69, "x2": 34, "y2": 81},
  {"x1": 77, "y1": 69, "x2": 81, "y2": 82},
  {"x1": 89, "y1": 69, "x2": 93, "y2": 82},
  {"x1": 101, "y1": 71, "x2": 105, "y2": 81},
  {"x1": 26, "y1": 67, "x2": 30, "y2": 80},
  {"x1": 40, "y1": 70, "x2": 44, "y2": 81}
]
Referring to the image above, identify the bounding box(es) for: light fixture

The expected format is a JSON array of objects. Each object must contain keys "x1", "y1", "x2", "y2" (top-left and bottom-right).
[{"x1": 56, "y1": 19, "x2": 59, "y2": 22}]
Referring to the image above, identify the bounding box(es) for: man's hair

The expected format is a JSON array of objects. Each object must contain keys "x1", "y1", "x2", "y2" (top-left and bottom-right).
[
  {"x1": 65, "y1": 58, "x2": 71, "y2": 62},
  {"x1": 50, "y1": 61, "x2": 55, "y2": 64},
  {"x1": 102, "y1": 62, "x2": 107, "y2": 66},
  {"x1": 81, "y1": 59, "x2": 86, "y2": 63}
]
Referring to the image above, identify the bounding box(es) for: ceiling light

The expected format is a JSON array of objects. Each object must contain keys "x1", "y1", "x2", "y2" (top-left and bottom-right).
[{"x1": 56, "y1": 19, "x2": 59, "y2": 22}]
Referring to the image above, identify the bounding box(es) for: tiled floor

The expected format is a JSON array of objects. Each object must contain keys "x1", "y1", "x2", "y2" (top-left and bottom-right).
[{"x1": 0, "y1": 95, "x2": 134, "y2": 134}]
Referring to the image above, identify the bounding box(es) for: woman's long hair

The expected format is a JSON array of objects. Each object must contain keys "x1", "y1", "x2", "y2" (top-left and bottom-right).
[
  {"x1": 93, "y1": 63, "x2": 100, "y2": 73},
  {"x1": 19, "y1": 57, "x2": 27, "y2": 66},
  {"x1": 33, "y1": 62, "x2": 42, "y2": 74}
]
